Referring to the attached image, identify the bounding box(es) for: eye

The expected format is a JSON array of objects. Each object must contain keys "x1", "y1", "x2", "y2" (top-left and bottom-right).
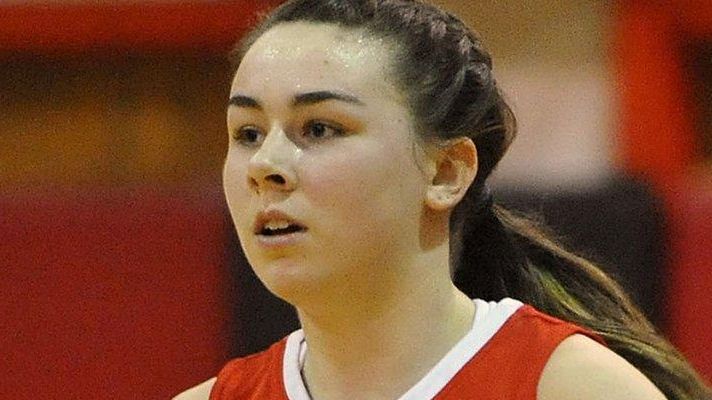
[
  {"x1": 231, "y1": 126, "x2": 263, "y2": 147},
  {"x1": 303, "y1": 121, "x2": 345, "y2": 140}
]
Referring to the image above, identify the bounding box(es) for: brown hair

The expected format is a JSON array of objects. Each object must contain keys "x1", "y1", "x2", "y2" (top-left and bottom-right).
[{"x1": 230, "y1": 1, "x2": 712, "y2": 398}]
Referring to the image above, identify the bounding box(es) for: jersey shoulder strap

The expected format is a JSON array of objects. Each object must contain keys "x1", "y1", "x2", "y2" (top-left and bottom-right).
[
  {"x1": 209, "y1": 337, "x2": 290, "y2": 400},
  {"x1": 437, "y1": 305, "x2": 605, "y2": 400}
]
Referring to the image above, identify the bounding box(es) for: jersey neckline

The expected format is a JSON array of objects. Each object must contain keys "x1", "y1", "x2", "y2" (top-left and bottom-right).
[{"x1": 282, "y1": 297, "x2": 524, "y2": 400}]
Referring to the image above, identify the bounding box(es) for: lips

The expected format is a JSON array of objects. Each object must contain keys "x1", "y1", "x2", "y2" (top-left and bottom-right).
[{"x1": 253, "y1": 209, "x2": 308, "y2": 236}]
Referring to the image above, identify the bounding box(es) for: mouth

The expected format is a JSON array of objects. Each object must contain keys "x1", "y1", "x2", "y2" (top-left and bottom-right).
[
  {"x1": 255, "y1": 222, "x2": 309, "y2": 249},
  {"x1": 258, "y1": 224, "x2": 308, "y2": 236},
  {"x1": 253, "y1": 208, "x2": 309, "y2": 238}
]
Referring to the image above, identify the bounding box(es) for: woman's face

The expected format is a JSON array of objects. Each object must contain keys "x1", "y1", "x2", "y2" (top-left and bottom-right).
[{"x1": 224, "y1": 22, "x2": 436, "y2": 304}]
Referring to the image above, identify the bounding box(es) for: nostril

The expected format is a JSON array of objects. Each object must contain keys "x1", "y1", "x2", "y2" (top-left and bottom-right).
[
  {"x1": 267, "y1": 174, "x2": 285, "y2": 185},
  {"x1": 248, "y1": 173, "x2": 288, "y2": 193}
]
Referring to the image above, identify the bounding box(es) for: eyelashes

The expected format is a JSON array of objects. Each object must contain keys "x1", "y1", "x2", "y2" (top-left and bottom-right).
[
  {"x1": 232, "y1": 126, "x2": 263, "y2": 146},
  {"x1": 304, "y1": 120, "x2": 346, "y2": 139},
  {"x1": 231, "y1": 120, "x2": 347, "y2": 147}
]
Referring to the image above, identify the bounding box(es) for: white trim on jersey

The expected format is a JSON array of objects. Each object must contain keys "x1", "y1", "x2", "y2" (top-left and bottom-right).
[{"x1": 283, "y1": 297, "x2": 524, "y2": 400}]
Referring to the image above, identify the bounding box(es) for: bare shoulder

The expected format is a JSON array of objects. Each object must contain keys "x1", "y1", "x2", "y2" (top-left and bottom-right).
[
  {"x1": 172, "y1": 377, "x2": 216, "y2": 400},
  {"x1": 537, "y1": 334, "x2": 667, "y2": 400}
]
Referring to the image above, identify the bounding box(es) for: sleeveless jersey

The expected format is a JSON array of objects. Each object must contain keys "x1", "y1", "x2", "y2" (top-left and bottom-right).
[{"x1": 189, "y1": 298, "x2": 605, "y2": 400}]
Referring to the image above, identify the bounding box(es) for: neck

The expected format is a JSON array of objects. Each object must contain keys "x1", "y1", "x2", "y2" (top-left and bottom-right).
[{"x1": 297, "y1": 267, "x2": 475, "y2": 400}]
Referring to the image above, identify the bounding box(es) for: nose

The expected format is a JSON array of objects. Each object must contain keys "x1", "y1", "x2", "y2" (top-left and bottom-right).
[{"x1": 246, "y1": 127, "x2": 298, "y2": 194}]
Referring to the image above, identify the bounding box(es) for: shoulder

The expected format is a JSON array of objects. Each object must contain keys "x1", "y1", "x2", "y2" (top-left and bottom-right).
[
  {"x1": 219, "y1": 340, "x2": 286, "y2": 376},
  {"x1": 172, "y1": 377, "x2": 216, "y2": 400},
  {"x1": 209, "y1": 336, "x2": 292, "y2": 399},
  {"x1": 172, "y1": 336, "x2": 291, "y2": 400},
  {"x1": 537, "y1": 334, "x2": 667, "y2": 400}
]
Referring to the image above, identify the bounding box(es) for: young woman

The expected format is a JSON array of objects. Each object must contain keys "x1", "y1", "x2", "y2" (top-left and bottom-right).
[{"x1": 175, "y1": 1, "x2": 711, "y2": 399}]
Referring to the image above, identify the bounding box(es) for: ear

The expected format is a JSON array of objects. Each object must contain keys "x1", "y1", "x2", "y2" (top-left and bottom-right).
[{"x1": 424, "y1": 137, "x2": 478, "y2": 212}]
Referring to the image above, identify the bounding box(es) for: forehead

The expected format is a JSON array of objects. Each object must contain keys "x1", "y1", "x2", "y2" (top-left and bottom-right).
[{"x1": 232, "y1": 22, "x2": 400, "y2": 101}]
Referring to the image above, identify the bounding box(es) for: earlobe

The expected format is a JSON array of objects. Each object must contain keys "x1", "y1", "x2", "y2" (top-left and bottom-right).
[{"x1": 424, "y1": 137, "x2": 478, "y2": 211}]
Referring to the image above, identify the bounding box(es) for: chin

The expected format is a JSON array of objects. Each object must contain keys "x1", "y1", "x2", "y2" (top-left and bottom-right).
[{"x1": 252, "y1": 258, "x2": 327, "y2": 306}]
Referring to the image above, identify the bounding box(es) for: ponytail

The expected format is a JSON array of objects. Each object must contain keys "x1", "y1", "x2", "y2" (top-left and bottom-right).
[
  {"x1": 451, "y1": 185, "x2": 538, "y2": 302},
  {"x1": 452, "y1": 192, "x2": 712, "y2": 400}
]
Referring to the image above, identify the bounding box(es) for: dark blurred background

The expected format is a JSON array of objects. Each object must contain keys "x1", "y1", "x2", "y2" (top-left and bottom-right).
[{"x1": 1, "y1": 1, "x2": 711, "y2": 398}]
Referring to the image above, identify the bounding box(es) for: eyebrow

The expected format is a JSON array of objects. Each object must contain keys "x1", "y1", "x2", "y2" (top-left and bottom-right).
[
  {"x1": 228, "y1": 90, "x2": 364, "y2": 110},
  {"x1": 228, "y1": 95, "x2": 261, "y2": 109}
]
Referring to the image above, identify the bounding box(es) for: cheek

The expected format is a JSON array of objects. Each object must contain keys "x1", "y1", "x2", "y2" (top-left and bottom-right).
[
  {"x1": 301, "y1": 140, "x2": 425, "y2": 244},
  {"x1": 222, "y1": 152, "x2": 252, "y2": 234},
  {"x1": 303, "y1": 146, "x2": 389, "y2": 219}
]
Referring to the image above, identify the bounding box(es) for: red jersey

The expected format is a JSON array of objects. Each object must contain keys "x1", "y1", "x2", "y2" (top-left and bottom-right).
[{"x1": 206, "y1": 298, "x2": 604, "y2": 400}]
